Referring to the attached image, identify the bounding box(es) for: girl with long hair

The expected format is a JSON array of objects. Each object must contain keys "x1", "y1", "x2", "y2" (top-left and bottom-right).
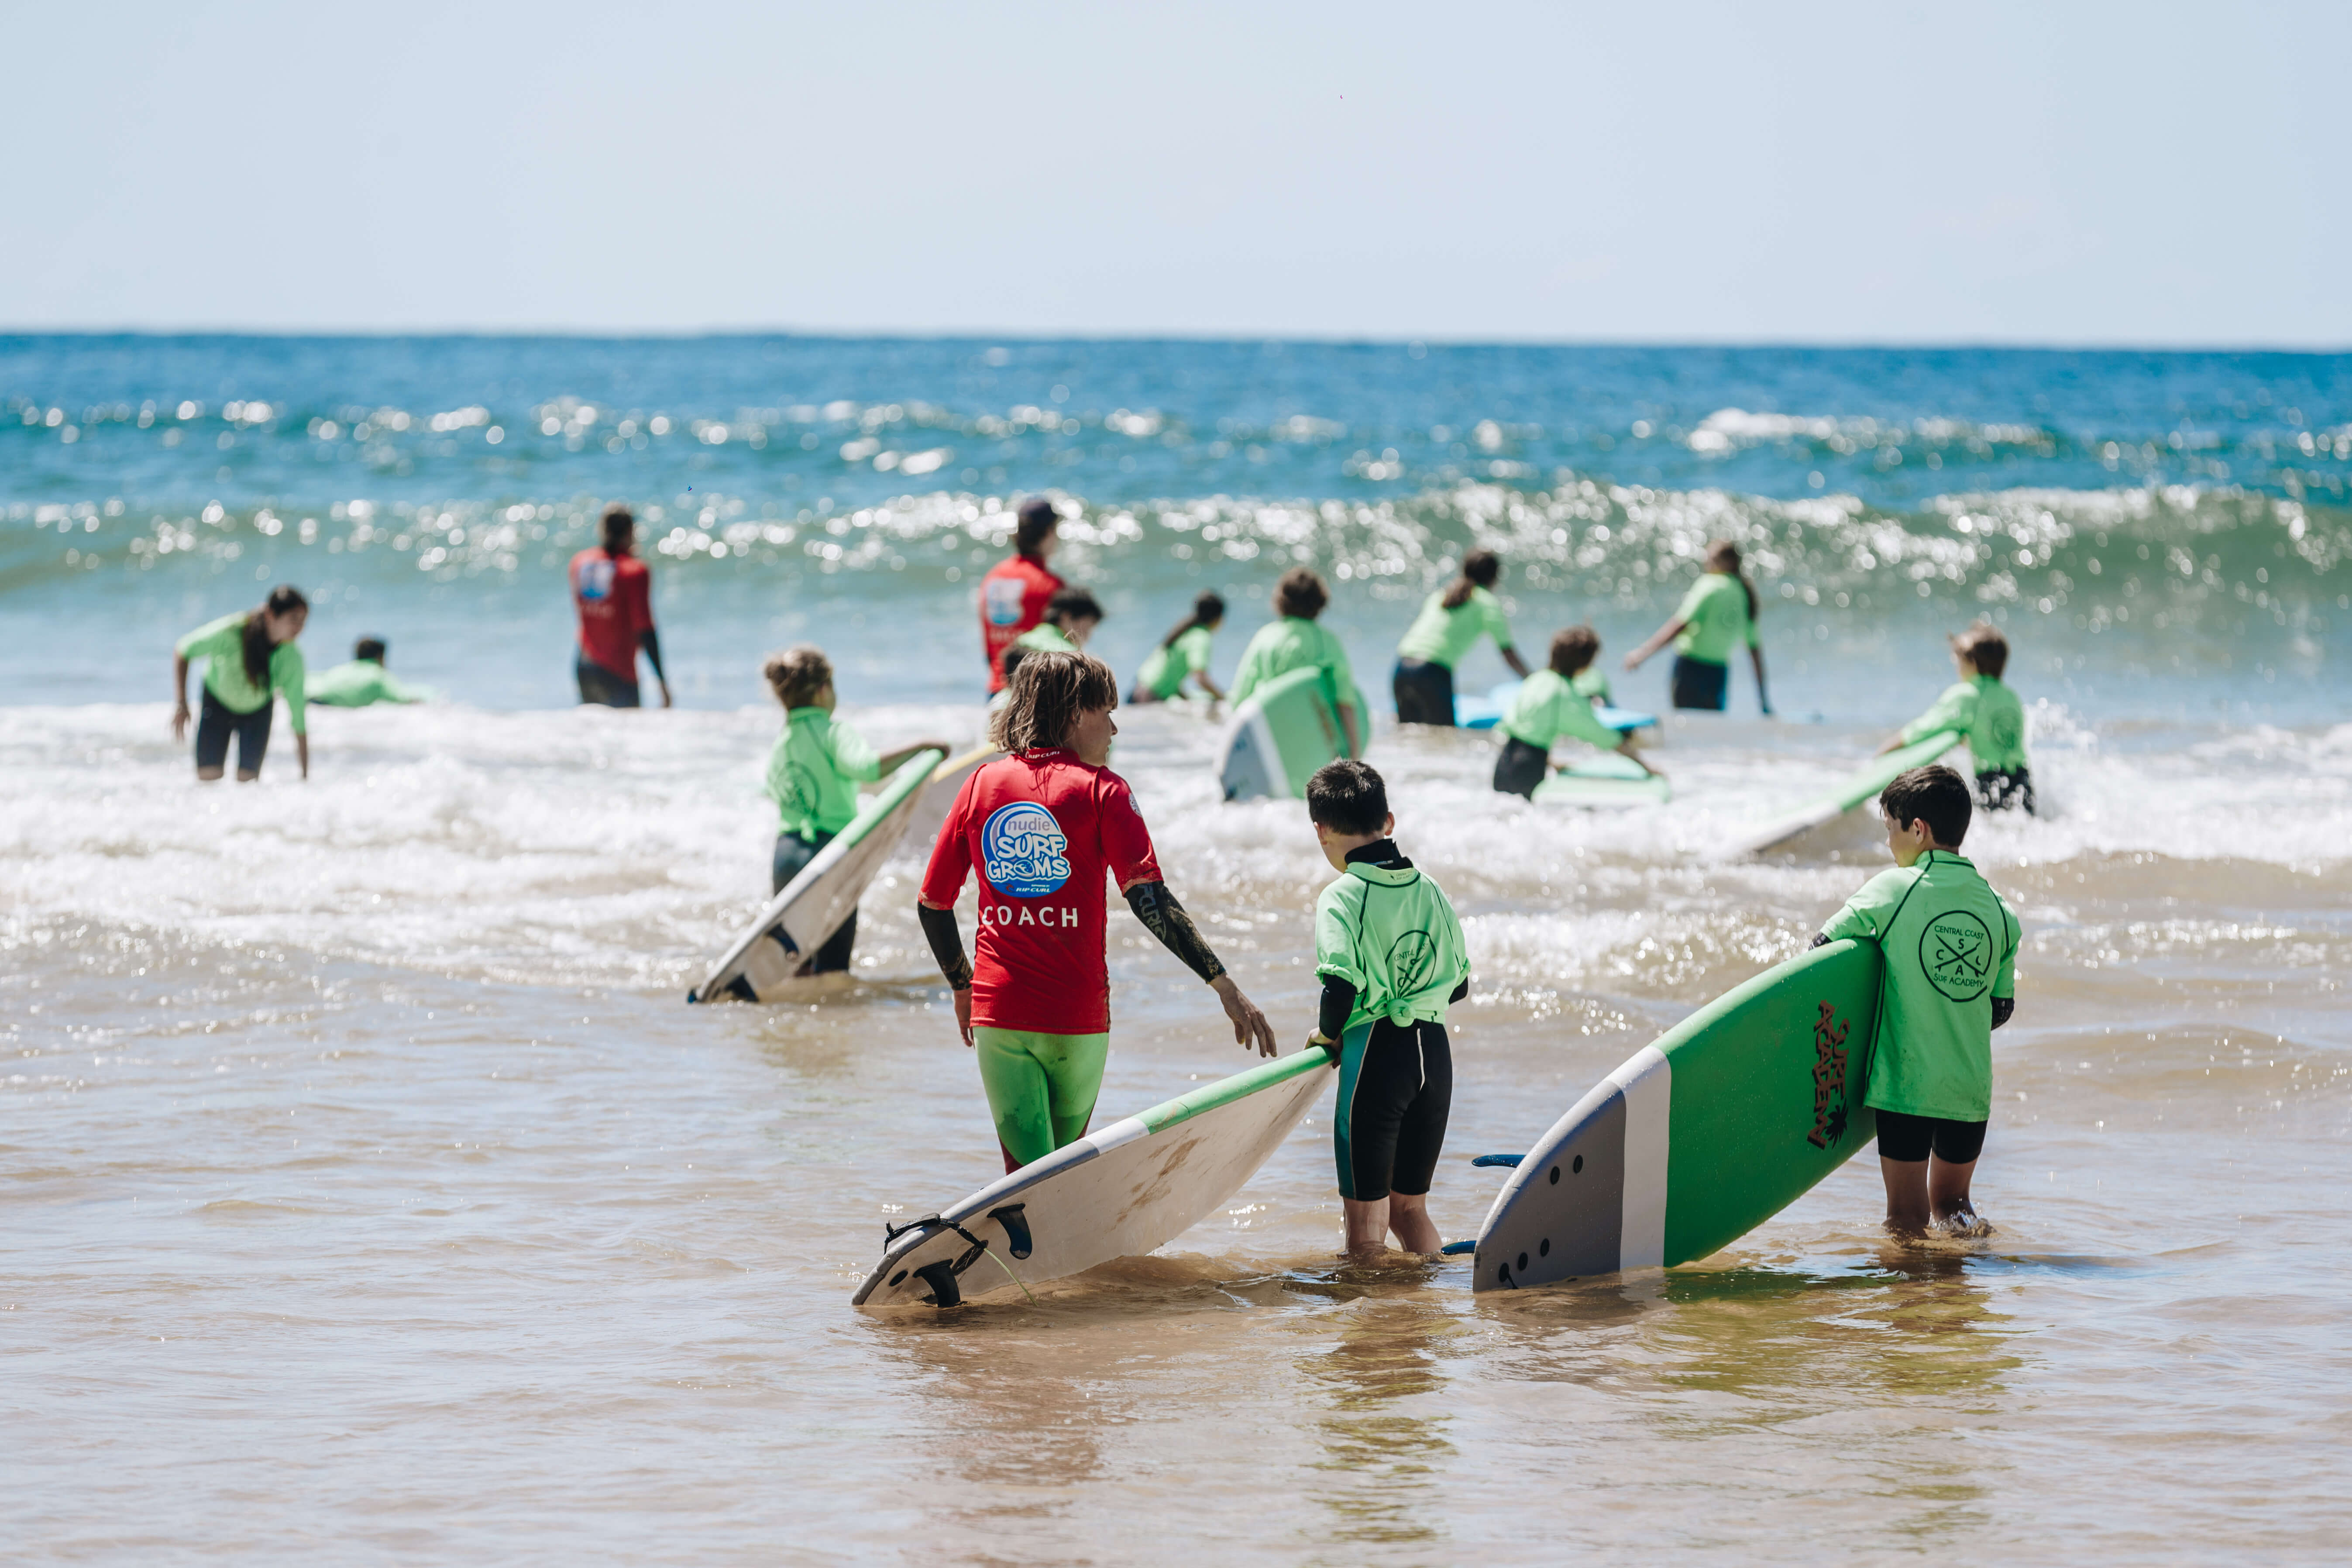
[
  {"x1": 1624, "y1": 540, "x2": 1772, "y2": 713},
  {"x1": 1128, "y1": 591, "x2": 1227, "y2": 705},
  {"x1": 1392, "y1": 549, "x2": 1530, "y2": 726},
  {"x1": 172, "y1": 586, "x2": 311, "y2": 781}
]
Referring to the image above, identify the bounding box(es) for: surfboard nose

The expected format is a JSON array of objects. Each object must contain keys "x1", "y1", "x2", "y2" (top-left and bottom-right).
[{"x1": 1473, "y1": 1087, "x2": 1627, "y2": 1292}]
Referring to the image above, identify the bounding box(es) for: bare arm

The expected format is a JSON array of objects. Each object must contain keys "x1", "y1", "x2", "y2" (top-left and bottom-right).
[
  {"x1": 1624, "y1": 619, "x2": 1686, "y2": 671},
  {"x1": 172, "y1": 653, "x2": 192, "y2": 740},
  {"x1": 1749, "y1": 645, "x2": 1772, "y2": 715},
  {"x1": 877, "y1": 740, "x2": 954, "y2": 776},
  {"x1": 639, "y1": 629, "x2": 672, "y2": 707},
  {"x1": 1194, "y1": 669, "x2": 1227, "y2": 702},
  {"x1": 1501, "y1": 645, "x2": 1532, "y2": 680},
  {"x1": 296, "y1": 732, "x2": 309, "y2": 780}
]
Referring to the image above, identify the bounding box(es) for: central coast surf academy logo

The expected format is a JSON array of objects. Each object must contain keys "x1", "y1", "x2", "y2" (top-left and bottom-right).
[
  {"x1": 1388, "y1": 930, "x2": 1438, "y2": 998},
  {"x1": 1921, "y1": 909, "x2": 1995, "y2": 1001},
  {"x1": 981, "y1": 801, "x2": 1071, "y2": 898},
  {"x1": 1807, "y1": 1000, "x2": 1852, "y2": 1150}
]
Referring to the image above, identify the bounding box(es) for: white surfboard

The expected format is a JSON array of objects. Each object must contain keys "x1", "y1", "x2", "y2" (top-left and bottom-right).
[
  {"x1": 1732, "y1": 730, "x2": 1959, "y2": 857},
  {"x1": 1217, "y1": 666, "x2": 1368, "y2": 801},
  {"x1": 853, "y1": 1043, "x2": 1338, "y2": 1307},
  {"x1": 689, "y1": 743, "x2": 990, "y2": 1003}
]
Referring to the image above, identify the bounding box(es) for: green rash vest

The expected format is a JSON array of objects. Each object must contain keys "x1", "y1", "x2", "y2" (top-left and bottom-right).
[
  {"x1": 1314, "y1": 860, "x2": 1472, "y2": 1034},
  {"x1": 1229, "y1": 617, "x2": 1358, "y2": 708},
  {"x1": 1013, "y1": 622, "x2": 1078, "y2": 657},
  {"x1": 175, "y1": 613, "x2": 307, "y2": 735},
  {"x1": 1571, "y1": 666, "x2": 1612, "y2": 705},
  {"x1": 1819, "y1": 849, "x2": 2021, "y2": 1122},
  {"x1": 1671, "y1": 573, "x2": 1759, "y2": 666},
  {"x1": 764, "y1": 707, "x2": 882, "y2": 840},
  {"x1": 1902, "y1": 674, "x2": 2028, "y2": 774},
  {"x1": 306, "y1": 660, "x2": 425, "y2": 707},
  {"x1": 1135, "y1": 623, "x2": 1215, "y2": 699},
  {"x1": 1499, "y1": 667, "x2": 1625, "y2": 753},
  {"x1": 1396, "y1": 585, "x2": 1513, "y2": 669}
]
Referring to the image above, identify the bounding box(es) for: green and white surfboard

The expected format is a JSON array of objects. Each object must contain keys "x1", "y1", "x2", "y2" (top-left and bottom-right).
[
  {"x1": 1531, "y1": 750, "x2": 1672, "y2": 808},
  {"x1": 690, "y1": 743, "x2": 990, "y2": 1003},
  {"x1": 1734, "y1": 730, "x2": 1961, "y2": 856},
  {"x1": 854, "y1": 1043, "x2": 1337, "y2": 1307},
  {"x1": 1217, "y1": 666, "x2": 1368, "y2": 801},
  {"x1": 1471, "y1": 939, "x2": 1881, "y2": 1291}
]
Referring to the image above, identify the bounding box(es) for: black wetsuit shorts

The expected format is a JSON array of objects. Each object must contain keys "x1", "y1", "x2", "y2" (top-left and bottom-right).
[
  {"x1": 576, "y1": 653, "x2": 641, "y2": 708},
  {"x1": 1334, "y1": 1018, "x2": 1452, "y2": 1201},
  {"x1": 1492, "y1": 735, "x2": 1548, "y2": 798},
  {"x1": 1669, "y1": 654, "x2": 1729, "y2": 711},
  {"x1": 770, "y1": 829, "x2": 856, "y2": 973},
  {"x1": 1974, "y1": 767, "x2": 2036, "y2": 815},
  {"x1": 194, "y1": 687, "x2": 273, "y2": 775},
  {"x1": 1875, "y1": 1109, "x2": 1988, "y2": 1164},
  {"x1": 1392, "y1": 658, "x2": 1457, "y2": 727}
]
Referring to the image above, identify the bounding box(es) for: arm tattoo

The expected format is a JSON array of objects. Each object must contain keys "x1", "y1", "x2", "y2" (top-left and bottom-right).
[
  {"x1": 1123, "y1": 880, "x2": 1226, "y2": 986},
  {"x1": 916, "y1": 902, "x2": 973, "y2": 990}
]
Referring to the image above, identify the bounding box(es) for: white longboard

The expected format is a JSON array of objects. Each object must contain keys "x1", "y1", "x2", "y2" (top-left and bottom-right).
[
  {"x1": 689, "y1": 743, "x2": 990, "y2": 1003},
  {"x1": 1733, "y1": 730, "x2": 1960, "y2": 857},
  {"x1": 1217, "y1": 666, "x2": 1367, "y2": 801},
  {"x1": 853, "y1": 1043, "x2": 1338, "y2": 1307}
]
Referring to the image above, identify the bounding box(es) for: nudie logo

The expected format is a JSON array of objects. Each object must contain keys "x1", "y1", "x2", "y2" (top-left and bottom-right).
[{"x1": 1807, "y1": 1000, "x2": 1852, "y2": 1150}]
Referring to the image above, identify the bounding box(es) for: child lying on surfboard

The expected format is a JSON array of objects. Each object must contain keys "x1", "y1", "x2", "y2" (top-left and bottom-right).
[
  {"x1": 1303, "y1": 760, "x2": 1472, "y2": 1260},
  {"x1": 1811, "y1": 764, "x2": 2021, "y2": 1239},
  {"x1": 1491, "y1": 625, "x2": 1660, "y2": 799}
]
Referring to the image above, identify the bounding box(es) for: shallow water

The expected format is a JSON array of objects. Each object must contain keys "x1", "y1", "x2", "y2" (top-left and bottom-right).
[{"x1": 7, "y1": 698, "x2": 2350, "y2": 1562}]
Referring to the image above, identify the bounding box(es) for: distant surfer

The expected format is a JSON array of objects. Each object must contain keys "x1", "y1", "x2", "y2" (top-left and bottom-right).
[
  {"x1": 1879, "y1": 623, "x2": 2033, "y2": 813},
  {"x1": 1624, "y1": 539, "x2": 1771, "y2": 714},
  {"x1": 1129, "y1": 591, "x2": 1226, "y2": 706},
  {"x1": 979, "y1": 498, "x2": 1064, "y2": 695},
  {"x1": 306, "y1": 637, "x2": 427, "y2": 707},
  {"x1": 763, "y1": 645, "x2": 950, "y2": 974},
  {"x1": 1007, "y1": 586, "x2": 1104, "y2": 668},
  {"x1": 1492, "y1": 626, "x2": 1659, "y2": 797},
  {"x1": 171, "y1": 586, "x2": 310, "y2": 782},
  {"x1": 917, "y1": 650, "x2": 1278, "y2": 1173},
  {"x1": 570, "y1": 503, "x2": 671, "y2": 708},
  {"x1": 1303, "y1": 760, "x2": 1471, "y2": 1259},
  {"x1": 1392, "y1": 549, "x2": 1530, "y2": 726},
  {"x1": 1812, "y1": 765, "x2": 2020, "y2": 1238},
  {"x1": 1228, "y1": 567, "x2": 1364, "y2": 753}
]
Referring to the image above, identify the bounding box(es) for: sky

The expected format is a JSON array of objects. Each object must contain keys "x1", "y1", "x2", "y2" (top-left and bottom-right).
[{"x1": 4, "y1": 0, "x2": 2345, "y2": 345}]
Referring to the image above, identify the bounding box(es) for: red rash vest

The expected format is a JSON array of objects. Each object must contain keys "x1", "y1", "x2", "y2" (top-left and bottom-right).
[
  {"x1": 978, "y1": 553, "x2": 1063, "y2": 692},
  {"x1": 570, "y1": 547, "x2": 654, "y2": 679},
  {"x1": 920, "y1": 748, "x2": 1162, "y2": 1034}
]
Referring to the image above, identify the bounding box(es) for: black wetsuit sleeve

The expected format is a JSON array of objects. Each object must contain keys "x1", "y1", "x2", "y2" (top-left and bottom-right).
[
  {"x1": 1124, "y1": 880, "x2": 1226, "y2": 985},
  {"x1": 916, "y1": 902, "x2": 973, "y2": 990},
  {"x1": 638, "y1": 628, "x2": 666, "y2": 681},
  {"x1": 1991, "y1": 996, "x2": 2014, "y2": 1030},
  {"x1": 1317, "y1": 975, "x2": 1357, "y2": 1042},
  {"x1": 1448, "y1": 976, "x2": 1469, "y2": 1005},
  {"x1": 1809, "y1": 932, "x2": 1831, "y2": 949}
]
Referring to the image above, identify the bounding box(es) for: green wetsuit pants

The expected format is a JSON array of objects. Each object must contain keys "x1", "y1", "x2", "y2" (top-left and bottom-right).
[{"x1": 974, "y1": 1027, "x2": 1110, "y2": 1174}]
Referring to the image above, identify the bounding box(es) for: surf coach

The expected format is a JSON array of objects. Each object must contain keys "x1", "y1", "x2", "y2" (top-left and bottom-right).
[{"x1": 917, "y1": 650, "x2": 1279, "y2": 1172}]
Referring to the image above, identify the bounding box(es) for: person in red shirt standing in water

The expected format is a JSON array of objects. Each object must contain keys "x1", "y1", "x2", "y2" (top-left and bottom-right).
[
  {"x1": 570, "y1": 502, "x2": 672, "y2": 708},
  {"x1": 979, "y1": 497, "x2": 1064, "y2": 694},
  {"x1": 918, "y1": 650, "x2": 1278, "y2": 1172}
]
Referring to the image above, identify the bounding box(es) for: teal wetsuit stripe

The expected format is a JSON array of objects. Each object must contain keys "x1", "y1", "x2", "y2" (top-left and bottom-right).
[{"x1": 1332, "y1": 1025, "x2": 1369, "y2": 1197}]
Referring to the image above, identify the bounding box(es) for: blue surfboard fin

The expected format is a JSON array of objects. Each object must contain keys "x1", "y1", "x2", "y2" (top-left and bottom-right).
[
  {"x1": 1471, "y1": 1153, "x2": 1523, "y2": 1168},
  {"x1": 1440, "y1": 1239, "x2": 1476, "y2": 1255}
]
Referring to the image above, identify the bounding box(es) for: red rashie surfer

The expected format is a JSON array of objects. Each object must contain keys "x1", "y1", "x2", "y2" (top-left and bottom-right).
[
  {"x1": 977, "y1": 498, "x2": 1064, "y2": 695},
  {"x1": 918, "y1": 650, "x2": 1278, "y2": 1172}
]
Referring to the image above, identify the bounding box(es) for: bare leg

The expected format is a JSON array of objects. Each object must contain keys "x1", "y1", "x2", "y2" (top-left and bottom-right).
[
  {"x1": 1342, "y1": 1196, "x2": 1391, "y2": 1259},
  {"x1": 235, "y1": 770, "x2": 261, "y2": 783},
  {"x1": 1929, "y1": 1157, "x2": 1980, "y2": 1231},
  {"x1": 1879, "y1": 1155, "x2": 1931, "y2": 1237},
  {"x1": 1386, "y1": 1192, "x2": 1441, "y2": 1255},
  {"x1": 196, "y1": 766, "x2": 225, "y2": 782}
]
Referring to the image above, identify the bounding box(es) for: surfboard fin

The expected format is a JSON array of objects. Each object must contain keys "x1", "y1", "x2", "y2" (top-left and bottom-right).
[
  {"x1": 1471, "y1": 1153, "x2": 1524, "y2": 1168},
  {"x1": 1440, "y1": 1239, "x2": 1476, "y2": 1255},
  {"x1": 911, "y1": 1259, "x2": 962, "y2": 1308},
  {"x1": 987, "y1": 1202, "x2": 1033, "y2": 1260}
]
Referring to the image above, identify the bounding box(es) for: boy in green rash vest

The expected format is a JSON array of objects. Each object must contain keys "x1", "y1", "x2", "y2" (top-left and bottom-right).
[
  {"x1": 1129, "y1": 591, "x2": 1227, "y2": 705},
  {"x1": 1492, "y1": 626, "x2": 1661, "y2": 798},
  {"x1": 761, "y1": 645, "x2": 949, "y2": 973},
  {"x1": 1812, "y1": 764, "x2": 2021, "y2": 1238},
  {"x1": 306, "y1": 637, "x2": 429, "y2": 707},
  {"x1": 1392, "y1": 549, "x2": 1532, "y2": 727},
  {"x1": 1228, "y1": 567, "x2": 1364, "y2": 754},
  {"x1": 1624, "y1": 539, "x2": 1771, "y2": 714},
  {"x1": 1305, "y1": 760, "x2": 1472, "y2": 1259},
  {"x1": 1005, "y1": 585, "x2": 1103, "y2": 672},
  {"x1": 171, "y1": 586, "x2": 310, "y2": 782},
  {"x1": 1878, "y1": 622, "x2": 2033, "y2": 814}
]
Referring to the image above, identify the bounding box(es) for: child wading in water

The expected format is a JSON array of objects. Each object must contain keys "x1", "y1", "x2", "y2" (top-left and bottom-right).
[
  {"x1": 1814, "y1": 764, "x2": 2021, "y2": 1237},
  {"x1": 1880, "y1": 622, "x2": 2033, "y2": 814},
  {"x1": 1305, "y1": 760, "x2": 1471, "y2": 1259},
  {"x1": 762, "y1": 645, "x2": 947, "y2": 974},
  {"x1": 1492, "y1": 625, "x2": 1659, "y2": 798},
  {"x1": 1129, "y1": 591, "x2": 1226, "y2": 706}
]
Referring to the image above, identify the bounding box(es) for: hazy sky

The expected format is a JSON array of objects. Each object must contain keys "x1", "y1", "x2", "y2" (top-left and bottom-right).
[{"x1": 6, "y1": 1, "x2": 2345, "y2": 344}]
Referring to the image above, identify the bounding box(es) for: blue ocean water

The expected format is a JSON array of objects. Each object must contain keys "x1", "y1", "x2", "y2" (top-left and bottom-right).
[{"x1": 6, "y1": 334, "x2": 2348, "y2": 719}]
